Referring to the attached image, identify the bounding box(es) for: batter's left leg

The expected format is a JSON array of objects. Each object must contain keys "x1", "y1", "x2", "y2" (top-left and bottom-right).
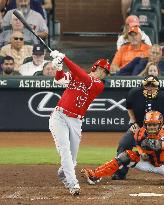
[
  {"x1": 67, "y1": 117, "x2": 82, "y2": 167},
  {"x1": 49, "y1": 111, "x2": 79, "y2": 189}
]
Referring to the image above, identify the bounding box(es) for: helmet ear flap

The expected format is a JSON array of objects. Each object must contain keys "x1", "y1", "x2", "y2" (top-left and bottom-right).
[
  {"x1": 91, "y1": 59, "x2": 110, "y2": 72},
  {"x1": 91, "y1": 65, "x2": 97, "y2": 72}
]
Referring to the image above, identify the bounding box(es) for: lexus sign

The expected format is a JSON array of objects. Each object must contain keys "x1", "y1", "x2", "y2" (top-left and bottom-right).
[{"x1": 28, "y1": 91, "x2": 127, "y2": 117}]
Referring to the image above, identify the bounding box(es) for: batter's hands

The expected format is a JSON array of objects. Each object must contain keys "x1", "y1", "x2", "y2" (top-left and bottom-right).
[
  {"x1": 52, "y1": 58, "x2": 63, "y2": 71},
  {"x1": 50, "y1": 50, "x2": 65, "y2": 60},
  {"x1": 129, "y1": 122, "x2": 140, "y2": 133}
]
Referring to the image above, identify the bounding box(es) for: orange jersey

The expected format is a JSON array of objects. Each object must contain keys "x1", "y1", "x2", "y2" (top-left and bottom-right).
[
  {"x1": 134, "y1": 127, "x2": 164, "y2": 166},
  {"x1": 111, "y1": 43, "x2": 150, "y2": 68}
]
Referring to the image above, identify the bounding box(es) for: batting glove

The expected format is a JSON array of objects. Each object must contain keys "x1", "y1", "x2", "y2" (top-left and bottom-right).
[
  {"x1": 52, "y1": 58, "x2": 63, "y2": 71},
  {"x1": 50, "y1": 50, "x2": 65, "y2": 60}
]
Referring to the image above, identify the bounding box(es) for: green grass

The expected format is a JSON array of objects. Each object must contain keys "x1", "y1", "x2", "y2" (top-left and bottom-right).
[{"x1": 0, "y1": 147, "x2": 117, "y2": 165}]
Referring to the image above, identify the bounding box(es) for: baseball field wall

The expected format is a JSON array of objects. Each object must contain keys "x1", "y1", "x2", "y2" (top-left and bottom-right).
[
  {"x1": 0, "y1": 76, "x2": 164, "y2": 131},
  {"x1": 55, "y1": 0, "x2": 122, "y2": 34}
]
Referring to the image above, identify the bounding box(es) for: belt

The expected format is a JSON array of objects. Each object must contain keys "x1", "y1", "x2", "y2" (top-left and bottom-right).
[{"x1": 55, "y1": 106, "x2": 83, "y2": 120}]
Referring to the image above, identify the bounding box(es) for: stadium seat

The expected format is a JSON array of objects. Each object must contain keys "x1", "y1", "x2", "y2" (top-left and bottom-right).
[
  {"x1": 131, "y1": 10, "x2": 159, "y2": 42},
  {"x1": 131, "y1": 0, "x2": 161, "y2": 31},
  {"x1": 132, "y1": 10, "x2": 158, "y2": 32},
  {"x1": 140, "y1": 25, "x2": 157, "y2": 44}
]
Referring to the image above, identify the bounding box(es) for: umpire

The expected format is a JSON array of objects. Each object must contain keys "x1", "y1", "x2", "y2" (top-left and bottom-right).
[{"x1": 112, "y1": 75, "x2": 164, "y2": 180}]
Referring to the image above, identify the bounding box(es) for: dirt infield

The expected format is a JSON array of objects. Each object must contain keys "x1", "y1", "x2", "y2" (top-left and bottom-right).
[
  {"x1": 0, "y1": 132, "x2": 164, "y2": 205},
  {"x1": 0, "y1": 132, "x2": 122, "y2": 147}
]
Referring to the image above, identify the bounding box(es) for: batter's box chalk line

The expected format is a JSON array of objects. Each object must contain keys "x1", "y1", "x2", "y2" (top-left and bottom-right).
[
  {"x1": 1, "y1": 186, "x2": 60, "y2": 200},
  {"x1": 129, "y1": 193, "x2": 164, "y2": 197}
]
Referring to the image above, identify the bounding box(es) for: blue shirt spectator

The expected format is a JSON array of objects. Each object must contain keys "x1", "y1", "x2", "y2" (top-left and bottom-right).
[{"x1": 5, "y1": 0, "x2": 45, "y2": 19}]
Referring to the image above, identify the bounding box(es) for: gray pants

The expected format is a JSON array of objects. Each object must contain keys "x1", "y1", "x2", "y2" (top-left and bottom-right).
[
  {"x1": 49, "y1": 110, "x2": 82, "y2": 188},
  {"x1": 135, "y1": 159, "x2": 164, "y2": 175}
]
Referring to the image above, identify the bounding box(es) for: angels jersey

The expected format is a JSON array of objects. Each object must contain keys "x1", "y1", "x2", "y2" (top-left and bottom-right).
[{"x1": 55, "y1": 56, "x2": 104, "y2": 117}]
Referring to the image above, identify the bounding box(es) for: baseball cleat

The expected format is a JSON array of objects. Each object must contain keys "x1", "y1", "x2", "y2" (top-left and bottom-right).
[
  {"x1": 81, "y1": 168, "x2": 101, "y2": 185},
  {"x1": 69, "y1": 184, "x2": 80, "y2": 196},
  {"x1": 58, "y1": 169, "x2": 69, "y2": 188}
]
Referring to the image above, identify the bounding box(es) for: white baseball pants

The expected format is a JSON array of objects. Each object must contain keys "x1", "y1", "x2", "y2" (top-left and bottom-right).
[
  {"x1": 49, "y1": 110, "x2": 82, "y2": 188},
  {"x1": 135, "y1": 158, "x2": 164, "y2": 175}
]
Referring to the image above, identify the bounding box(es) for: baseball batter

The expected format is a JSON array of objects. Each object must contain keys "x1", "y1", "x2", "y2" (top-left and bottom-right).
[
  {"x1": 49, "y1": 50, "x2": 110, "y2": 195},
  {"x1": 82, "y1": 111, "x2": 164, "y2": 184}
]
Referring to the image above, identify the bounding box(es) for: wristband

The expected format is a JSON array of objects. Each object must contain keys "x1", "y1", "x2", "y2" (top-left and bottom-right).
[{"x1": 129, "y1": 122, "x2": 138, "y2": 127}]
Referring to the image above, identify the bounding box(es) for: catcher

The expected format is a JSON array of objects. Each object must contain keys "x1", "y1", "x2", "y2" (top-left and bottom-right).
[{"x1": 81, "y1": 111, "x2": 164, "y2": 184}]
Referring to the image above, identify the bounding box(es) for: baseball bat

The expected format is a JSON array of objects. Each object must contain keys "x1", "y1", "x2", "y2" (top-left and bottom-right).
[{"x1": 13, "y1": 9, "x2": 52, "y2": 52}]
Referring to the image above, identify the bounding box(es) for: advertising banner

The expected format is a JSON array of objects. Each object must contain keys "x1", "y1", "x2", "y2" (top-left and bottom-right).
[
  {"x1": 0, "y1": 88, "x2": 129, "y2": 131},
  {"x1": 0, "y1": 77, "x2": 164, "y2": 131}
]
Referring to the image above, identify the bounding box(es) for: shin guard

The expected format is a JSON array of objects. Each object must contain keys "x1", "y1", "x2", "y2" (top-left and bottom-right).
[{"x1": 93, "y1": 158, "x2": 120, "y2": 178}]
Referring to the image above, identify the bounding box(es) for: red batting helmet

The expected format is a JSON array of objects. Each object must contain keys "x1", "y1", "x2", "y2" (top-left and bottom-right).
[{"x1": 91, "y1": 59, "x2": 110, "y2": 72}]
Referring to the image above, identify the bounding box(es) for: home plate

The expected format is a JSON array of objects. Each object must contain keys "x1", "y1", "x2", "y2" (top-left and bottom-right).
[{"x1": 129, "y1": 193, "x2": 164, "y2": 197}]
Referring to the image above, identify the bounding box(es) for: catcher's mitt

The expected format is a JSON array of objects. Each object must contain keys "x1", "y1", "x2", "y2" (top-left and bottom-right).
[{"x1": 141, "y1": 138, "x2": 162, "y2": 151}]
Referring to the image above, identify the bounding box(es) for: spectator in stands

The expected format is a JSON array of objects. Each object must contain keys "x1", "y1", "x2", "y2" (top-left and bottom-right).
[
  {"x1": 34, "y1": 61, "x2": 56, "y2": 76},
  {"x1": 34, "y1": 61, "x2": 70, "y2": 86},
  {"x1": 19, "y1": 44, "x2": 46, "y2": 76},
  {"x1": 2, "y1": 0, "x2": 48, "y2": 40},
  {"x1": 115, "y1": 44, "x2": 163, "y2": 75},
  {"x1": 0, "y1": 31, "x2": 33, "y2": 70},
  {"x1": 0, "y1": 13, "x2": 23, "y2": 47},
  {"x1": 117, "y1": 15, "x2": 152, "y2": 50},
  {"x1": 111, "y1": 26, "x2": 150, "y2": 73},
  {"x1": 0, "y1": 55, "x2": 20, "y2": 75},
  {"x1": 138, "y1": 62, "x2": 160, "y2": 76},
  {"x1": 0, "y1": 13, "x2": 38, "y2": 47},
  {"x1": 4, "y1": 0, "x2": 46, "y2": 19}
]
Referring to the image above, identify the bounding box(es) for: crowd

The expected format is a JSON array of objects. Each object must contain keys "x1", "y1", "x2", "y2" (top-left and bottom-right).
[
  {"x1": 0, "y1": 0, "x2": 164, "y2": 78},
  {"x1": 0, "y1": 0, "x2": 55, "y2": 76},
  {"x1": 110, "y1": 14, "x2": 164, "y2": 76}
]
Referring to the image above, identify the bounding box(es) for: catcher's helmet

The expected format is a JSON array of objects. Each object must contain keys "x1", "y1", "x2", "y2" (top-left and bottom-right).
[
  {"x1": 142, "y1": 75, "x2": 160, "y2": 99},
  {"x1": 91, "y1": 59, "x2": 110, "y2": 73},
  {"x1": 144, "y1": 111, "x2": 163, "y2": 135}
]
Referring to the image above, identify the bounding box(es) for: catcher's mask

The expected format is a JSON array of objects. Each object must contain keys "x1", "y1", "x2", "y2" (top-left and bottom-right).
[
  {"x1": 91, "y1": 59, "x2": 110, "y2": 75},
  {"x1": 142, "y1": 75, "x2": 159, "y2": 99},
  {"x1": 144, "y1": 111, "x2": 163, "y2": 135}
]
